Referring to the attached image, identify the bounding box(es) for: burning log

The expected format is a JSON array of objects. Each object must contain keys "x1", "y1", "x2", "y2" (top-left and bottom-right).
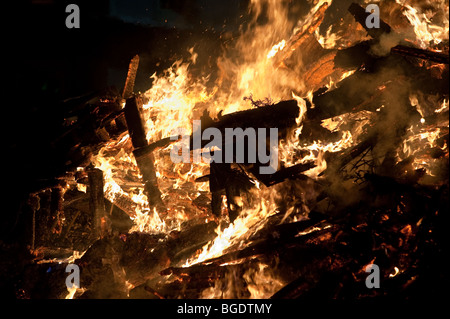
[
  {"x1": 325, "y1": 133, "x2": 379, "y2": 175},
  {"x1": 155, "y1": 262, "x2": 257, "y2": 299},
  {"x1": 124, "y1": 96, "x2": 148, "y2": 149},
  {"x1": 123, "y1": 96, "x2": 164, "y2": 210}
]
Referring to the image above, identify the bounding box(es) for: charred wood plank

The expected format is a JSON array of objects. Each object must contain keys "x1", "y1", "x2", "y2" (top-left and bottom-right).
[
  {"x1": 124, "y1": 96, "x2": 148, "y2": 149},
  {"x1": 124, "y1": 96, "x2": 164, "y2": 210},
  {"x1": 252, "y1": 161, "x2": 316, "y2": 187},
  {"x1": 87, "y1": 168, "x2": 111, "y2": 239},
  {"x1": 308, "y1": 72, "x2": 410, "y2": 121},
  {"x1": 190, "y1": 100, "x2": 300, "y2": 150},
  {"x1": 391, "y1": 45, "x2": 449, "y2": 64},
  {"x1": 132, "y1": 148, "x2": 164, "y2": 209}
]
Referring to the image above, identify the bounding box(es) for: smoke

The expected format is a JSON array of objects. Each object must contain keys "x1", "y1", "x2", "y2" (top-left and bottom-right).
[{"x1": 369, "y1": 32, "x2": 404, "y2": 56}]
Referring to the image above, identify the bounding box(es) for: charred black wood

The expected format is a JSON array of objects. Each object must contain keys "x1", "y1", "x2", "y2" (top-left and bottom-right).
[
  {"x1": 191, "y1": 100, "x2": 302, "y2": 220},
  {"x1": 124, "y1": 96, "x2": 164, "y2": 209},
  {"x1": 87, "y1": 168, "x2": 111, "y2": 239},
  {"x1": 132, "y1": 148, "x2": 164, "y2": 209},
  {"x1": 50, "y1": 187, "x2": 65, "y2": 237},
  {"x1": 270, "y1": 275, "x2": 312, "y2": 299},
  {"x1": 348, "y1": 3, "x2": 392, "y2": 39},
  {"x1": 423, "y1": 111, "x2": 449, "y2": 128},
  {"x1": 156, "y1": 262, "x2": 251, "y2": 299},
  {"x1": 300, "y1": 119, "x2": 343, "y2": 144},
  {"x1": 252, "y1": 162, "x2": 316, "y2": 187},
  {"x1": 160, "y1": 263, "x2": 222, "y2": 277},
  {"x1": 124, "y1": 96, "x2": 147, "y2": 149},
  {"x1": 308, "y1": 69, "x2": 399, "y2": 121},
  {"x1": 319, "y1": 133, "x2": 379, "y2": 178},
  {"x1": 334, "y1": 41, "x2": 375, "y2": 70},
  {"x1": 189, "y1": 100, "x2": 300, "y2": 150},
  {"x1": 99, "y1": 108, "x2": 125, "y2": 129},
  {"x1": 209, "y1": 162, "x2": 254, "y2": 221},
  {"x1": 391, "y1": 45, "x2": 450, "y2": 65},
  {"x1": 77, "y1": 235, "x2": 128, "y2": 299},
  {"x1": 270, "y1": 264, "x2": 355, "y2": 300},
  {"x1": 143, "y1": 285, "x2": 165, "y2": 299},
  {"x1": 211, "y1": 191, "x2": 224, "y2": 218},
  {"x1": 225, "y1": 180, "x2": 242, "y2": 222},
  {"x1": 246, "y1": 212, "x2": 328, "y2": 243}
]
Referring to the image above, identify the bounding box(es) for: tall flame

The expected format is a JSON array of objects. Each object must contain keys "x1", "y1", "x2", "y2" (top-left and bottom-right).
[{"x1": 396, "y1": 0, "x2": 449, "y2": 48}]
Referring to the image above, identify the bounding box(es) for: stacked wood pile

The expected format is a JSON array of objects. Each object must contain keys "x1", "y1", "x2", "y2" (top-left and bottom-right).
[{"x1": 13, "y1": 2, "x2": 448, "y2": 299}]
